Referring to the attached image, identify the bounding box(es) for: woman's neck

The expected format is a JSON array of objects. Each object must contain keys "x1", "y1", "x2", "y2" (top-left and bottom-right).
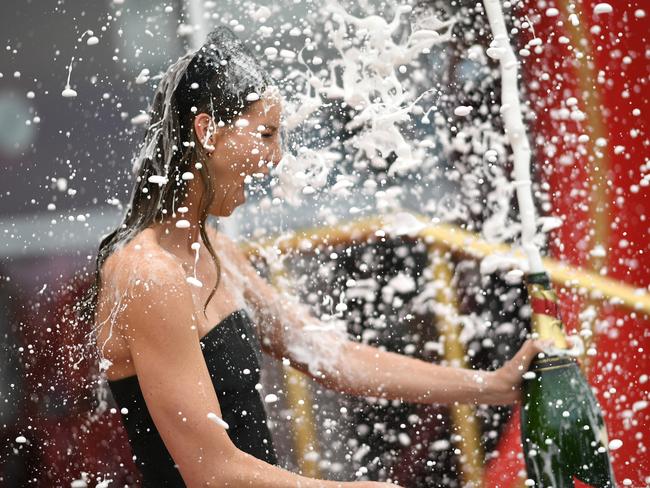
[{"x1": 152, "y1": 183, "x2": 208, "y2": 255}]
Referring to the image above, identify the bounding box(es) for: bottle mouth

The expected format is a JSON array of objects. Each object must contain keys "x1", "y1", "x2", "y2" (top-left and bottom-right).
[
  {"x1": 529, "y1": 355, "x2": 578, "y2": 372},
  {"x1": 525, "y1": 271, "x2": 551, "y2": 286}
]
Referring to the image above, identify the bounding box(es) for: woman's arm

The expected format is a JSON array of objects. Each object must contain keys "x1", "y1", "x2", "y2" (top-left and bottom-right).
[
  {"x1": 217, "y1": 234, "x2": 546, "y2": 406},
  {"x1": 305, "y1": 337, "x2": 547, "y2": 405},
  {"x1": 110, "y1": 250, "x2": 396, "y2": 488}
]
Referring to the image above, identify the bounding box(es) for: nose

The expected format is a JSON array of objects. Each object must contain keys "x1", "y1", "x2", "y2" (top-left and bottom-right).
[{"x1": 259, "y1": 147, "x2": 282, "y2": 175}]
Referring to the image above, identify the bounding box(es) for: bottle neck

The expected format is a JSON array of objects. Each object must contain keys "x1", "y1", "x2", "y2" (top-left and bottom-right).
[{"x1": 526, "y1": 272, "x2": 569, "y2": 350}]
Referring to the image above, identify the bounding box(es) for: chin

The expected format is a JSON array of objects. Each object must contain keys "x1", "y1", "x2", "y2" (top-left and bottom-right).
[
  {"x1": 226, "y1": 199, "x2": 246, "y2": 217},
  {"x1": 209, "y1": 205, "x2": 233, "y2": 218}
]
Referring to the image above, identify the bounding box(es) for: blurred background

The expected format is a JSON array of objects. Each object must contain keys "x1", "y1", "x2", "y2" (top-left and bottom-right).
[{"x1": 1, "y1": 0, "x2": 648, "y2": 486}]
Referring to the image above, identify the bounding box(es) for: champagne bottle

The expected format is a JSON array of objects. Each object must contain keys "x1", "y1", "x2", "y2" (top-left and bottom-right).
[{"x1": 519, "y1": 272, "x2": 617, "y2": 487}]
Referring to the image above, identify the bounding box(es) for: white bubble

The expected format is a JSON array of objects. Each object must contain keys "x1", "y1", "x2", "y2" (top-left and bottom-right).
[
  {"x1": 135, "y1": 68, "x2": 150, "y2": 84},
  {"x1": 484, "y1": 149, "x2": 499, "y2": 162},
  {"x1": 387, "y1": 273, "x2": 416, "y2": 294},
  {"x1": 264, "y1": 393, "x2": 279, "y2": 403},
  {"x1": 56, "y1": 177, "x2": 68, "y2": 192},
  {"x1": 486, "y1": 47, "x2": 505, "y2": 59},
  {"x1": 61, "y1": 87, "x2": 77, "y2": 98},
  {"x1": 258, "y1": 26, "x2": 273, "y2": 37},
  {"x1": 279, "y1": 49, "x2": 296, "y2": 60},
  {"x1": 186, "y1": 276, "x2": 203, "y2": 288},
  {"x1": 175, "y1": 219, "x2": 191, "y2": 229},
  {"x1": 454, "y1": 105, "x2": 473, "y2": 116},
  {"x1": 503, "y1": 269, "x2": 523, "y2": 284},
  {"x1": 593, "y1": 3, "x2": 613, "y2": 14},
  {"x1": 251, "y1": 6, "x2": 272, "y2": 22},
  {"x1": 15, "y1": 435, "x2": 27, "y2": 444},
  {"x1": 147, "y1": 175, "x2": 168, "y2": 185},
  {"x1": 398, "y1": 432, "x2": 411, "y2": 446},
  {"x1": 608, "y1": 439, "x2": 623, "y2": 450},
  {"x1": 86, "y1": 36, "x2": 99, "y2": 46},
  {"x1": 589, "y1": 245, "x2": 606, "y2": 257},
  {"x1": 207, "y1": 412, "x2": 229, "y2": 429},
  {"x1": 264, "y1": 47, "x2": 278, "y2": 57},
  {"x1": 131, "y1": 112, "x2": 149, "y2": 125}
]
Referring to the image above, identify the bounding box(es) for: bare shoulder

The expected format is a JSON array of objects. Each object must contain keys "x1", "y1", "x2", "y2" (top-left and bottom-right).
[
  {"x1": 100, "y1": 231, "x2": 194, "y2": 332},
  {"x1": 101, "y1": 231, "x2": 190, "y2": 311},
  {"x1": 95, "y1": 231, "x2": 197, "y2": 370}
]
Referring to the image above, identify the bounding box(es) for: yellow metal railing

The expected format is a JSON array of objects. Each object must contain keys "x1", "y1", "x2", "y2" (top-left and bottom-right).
[
  {"x1": 428, "y1": 246, "x2": 484, "y2": 487},
  {"x1": 268, "y1": 268, "x2": 322, "y2": 478},
  {"x1": 246, "y1": 214, "x2": 649, "y2": 486},
  {"x1": 248, "y1": 216, "x2": 649, "y2": 313}
]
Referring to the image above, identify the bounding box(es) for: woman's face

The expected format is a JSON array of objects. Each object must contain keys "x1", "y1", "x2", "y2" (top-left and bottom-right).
[{"x1": 198, "y1": 97, "x2": 283, "y2": 217}]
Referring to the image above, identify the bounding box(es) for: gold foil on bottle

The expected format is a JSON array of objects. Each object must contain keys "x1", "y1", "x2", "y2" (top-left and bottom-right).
[{"x1": 528, "y1": 284, "x2": 569, "y2": 350}]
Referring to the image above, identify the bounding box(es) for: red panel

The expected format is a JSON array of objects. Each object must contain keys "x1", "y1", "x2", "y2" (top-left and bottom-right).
[
  {"x1": 484, "y1": 408, "x2": 524, "y2": 488},
  {"x1": 486, "y1": 0, "x2": 649, "y2": 485}
]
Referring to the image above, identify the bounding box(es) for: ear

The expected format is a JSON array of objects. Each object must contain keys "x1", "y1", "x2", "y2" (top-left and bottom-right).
[{"x1": 193, "y1": 113, "x2": 217, "y2": 151}]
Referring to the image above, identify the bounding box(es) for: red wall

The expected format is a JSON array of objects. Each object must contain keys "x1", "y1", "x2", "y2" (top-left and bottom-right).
[{"x1": 486, "y1": 0, "x2": 649, "y2": 485}]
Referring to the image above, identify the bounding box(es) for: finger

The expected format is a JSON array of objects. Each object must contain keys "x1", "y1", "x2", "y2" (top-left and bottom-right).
[
  {"x1": 510, "y1": 339, "x2": 544, "y2": 372},
  {"x1": 534, "y1": 339, "x2": 556, "y2": 355},
  {"x1": 513, "y1": 338, "x2": 533, "y2": 364}
]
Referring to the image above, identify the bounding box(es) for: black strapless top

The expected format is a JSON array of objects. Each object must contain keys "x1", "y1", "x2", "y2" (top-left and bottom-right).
[{"x1": 108, "y1": 309, "x2": 277, "y2": 487}]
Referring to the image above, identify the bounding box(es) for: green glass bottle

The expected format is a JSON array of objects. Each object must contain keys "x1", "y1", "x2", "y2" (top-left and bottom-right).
[{"x1": 519, "y1": 272, "x2": 617, "y2": 487}]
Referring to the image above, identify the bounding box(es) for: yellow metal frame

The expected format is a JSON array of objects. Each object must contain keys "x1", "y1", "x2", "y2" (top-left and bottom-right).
[
  {"x1": 268, "y1": 268, "x2": 322, "y2": 479},
  {"x1": 245, "y1": 214, "x2": 649, "y2": 485},
  {"x1": 246, "y1": 216, "x2": 649, "y2": 314},
  {"x1": 428, "y1": 246, "x2": 484, "y2": 487}
]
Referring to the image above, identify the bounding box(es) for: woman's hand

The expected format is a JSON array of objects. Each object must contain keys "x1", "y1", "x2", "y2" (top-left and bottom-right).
[
  {"x1": 355, "y1": 483, "x2": 403, "y2": 487},
  {"x1": 484, "y1": 339, "x2": 552, "y2": 405}
]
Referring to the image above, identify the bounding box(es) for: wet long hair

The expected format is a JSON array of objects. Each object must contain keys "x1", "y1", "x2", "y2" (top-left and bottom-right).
[{"x1": 82, "y1": 27, "x2": 270, "y2": 323}]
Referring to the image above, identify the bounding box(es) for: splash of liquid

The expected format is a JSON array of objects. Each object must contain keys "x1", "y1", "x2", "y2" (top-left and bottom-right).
[{"x1": 61, "y1": 56, "x2": 77, "y2": 98}]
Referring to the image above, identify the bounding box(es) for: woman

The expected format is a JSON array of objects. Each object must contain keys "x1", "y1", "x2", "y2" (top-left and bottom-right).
[{"x1": 89, "y1": 27, "x2": 547, "y2": 487}]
